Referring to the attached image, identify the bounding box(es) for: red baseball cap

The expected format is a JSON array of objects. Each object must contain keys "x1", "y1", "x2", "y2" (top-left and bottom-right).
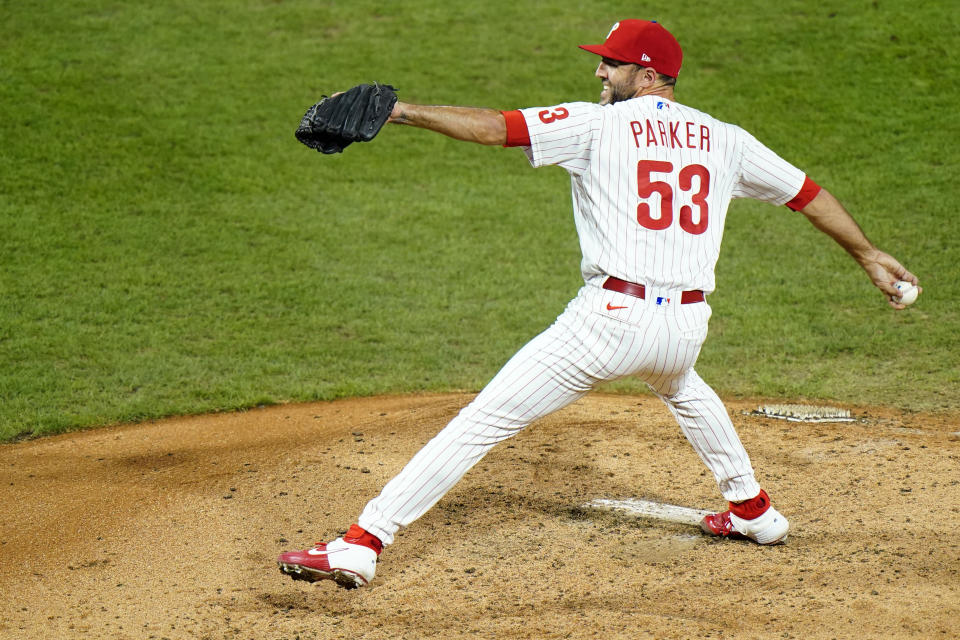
[{"x1": 579, "y1": 20, "x2": 683, "y2": 77}]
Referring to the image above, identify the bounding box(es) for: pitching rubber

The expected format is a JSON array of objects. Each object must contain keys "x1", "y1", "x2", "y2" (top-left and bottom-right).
[{"x1": 583, "y1": 498, "x2": 713, "y2": 526}]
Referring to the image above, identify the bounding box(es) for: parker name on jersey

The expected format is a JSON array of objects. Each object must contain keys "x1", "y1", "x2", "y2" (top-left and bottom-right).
[{"x1": 504, "y1": 97, "x2": 809, "y2": 294}]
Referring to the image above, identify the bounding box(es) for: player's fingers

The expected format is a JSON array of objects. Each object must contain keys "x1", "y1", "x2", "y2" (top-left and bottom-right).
[
  {"x1": 877, "y1": 279, "x2": 900, "y2": 297},
  {"x1": 898, "y1": 269, "x2": 919, "y2": 286},
  {"x1": 866, "y1": 264, "x2": 901, "y2": 297},
  {"x1": 885, "y1": 261, "x2": 917, "y2": 286},
  {"x1": 877, "y1": 252, "x2": 920, "y2": 286}
]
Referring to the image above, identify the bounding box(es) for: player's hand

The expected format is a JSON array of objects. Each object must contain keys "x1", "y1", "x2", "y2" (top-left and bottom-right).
[
  {"x1": 860, "y1": 249, "x2": 921, "y2": 309},
  {"x1": 387, "y1": 100, "x2": 406, "y2": 124}
]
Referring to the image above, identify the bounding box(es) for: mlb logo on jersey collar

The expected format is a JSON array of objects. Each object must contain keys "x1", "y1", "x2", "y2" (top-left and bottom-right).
[{"x1": 656, "y1": 296, "x2": 671, "y2": 305}]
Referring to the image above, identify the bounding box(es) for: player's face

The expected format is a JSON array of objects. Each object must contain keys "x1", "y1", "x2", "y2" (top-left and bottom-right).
[{"x1": 595, "y1": 57, "x2": 643, "y2": 105}]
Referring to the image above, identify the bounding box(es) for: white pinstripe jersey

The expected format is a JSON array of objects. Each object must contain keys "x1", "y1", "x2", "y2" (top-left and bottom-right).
[{"x1": 511, "y1": 96, "x2": 808, "y2": 293}]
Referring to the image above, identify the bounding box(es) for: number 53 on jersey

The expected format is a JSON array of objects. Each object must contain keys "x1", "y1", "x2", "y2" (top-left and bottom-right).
[{"x1": 637, "y1": 161, "x2": 710, "y2": 235}]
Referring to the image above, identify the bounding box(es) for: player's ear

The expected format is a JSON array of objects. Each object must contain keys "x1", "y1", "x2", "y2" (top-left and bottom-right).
[{"x1": 639, "y1": 66, "x2": 659, "y2": 85}]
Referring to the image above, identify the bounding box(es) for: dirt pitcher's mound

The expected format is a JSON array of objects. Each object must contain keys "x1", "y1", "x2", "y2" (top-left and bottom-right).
[{"x1": 1, "y1": 393, "x2": 957, "y2": 639}]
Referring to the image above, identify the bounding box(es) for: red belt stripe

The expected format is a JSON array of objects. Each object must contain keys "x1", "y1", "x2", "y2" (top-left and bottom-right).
[{"x1": 603, "y1": 277, "x2": 705, "y2": 304}]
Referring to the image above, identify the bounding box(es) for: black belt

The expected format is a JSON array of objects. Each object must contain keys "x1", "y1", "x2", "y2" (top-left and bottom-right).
[{"x1": 603, "y1": 276, "x2": 705, "y2": 304}]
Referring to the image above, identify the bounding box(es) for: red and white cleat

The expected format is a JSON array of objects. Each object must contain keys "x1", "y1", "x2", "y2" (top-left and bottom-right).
[
  {"x1": 700, "y1": 490, "x2": 789, "y2": 545},
  {"x1": 278, "y1": 526, "x2": 380, "y2": 589}
]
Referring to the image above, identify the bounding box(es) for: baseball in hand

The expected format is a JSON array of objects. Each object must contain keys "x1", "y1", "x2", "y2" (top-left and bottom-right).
[{"x1": 893, "y1": 280, "x2": 919, "y2": 306}]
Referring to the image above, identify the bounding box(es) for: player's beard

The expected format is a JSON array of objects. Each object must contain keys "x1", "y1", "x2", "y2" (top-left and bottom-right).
[{"x1": 600, "y1": 80, "x2": 637, "y2": 105}]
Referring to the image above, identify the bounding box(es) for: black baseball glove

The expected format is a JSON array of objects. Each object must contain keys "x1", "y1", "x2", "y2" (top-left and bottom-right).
[{"x1": 295, "y1": 82, "x2": 398, "y2": 154}]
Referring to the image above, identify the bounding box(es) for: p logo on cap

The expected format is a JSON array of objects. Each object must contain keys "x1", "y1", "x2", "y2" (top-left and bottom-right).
[{"x1": 579, "y1": 19, "x2": 683, "y2": 78}]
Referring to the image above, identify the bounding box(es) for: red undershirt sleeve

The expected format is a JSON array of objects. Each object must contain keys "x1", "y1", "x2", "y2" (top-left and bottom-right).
[
  {"x1": 785, "y1": 176, "x2": 822, "y2": 211},
  {"x1": 501, "y1": 110, "x2": 530, "y2": 147}
]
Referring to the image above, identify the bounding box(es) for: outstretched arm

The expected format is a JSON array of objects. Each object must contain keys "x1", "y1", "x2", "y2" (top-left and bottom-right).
[
  {"x1": 387, "y1": 101, "x2": 507, "y2": 146},
  {"x1": 798, "y1": 188, "x2": 920, "y2": 309}
]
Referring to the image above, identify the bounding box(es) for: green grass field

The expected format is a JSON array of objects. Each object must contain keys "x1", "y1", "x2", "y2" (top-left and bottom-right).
[{"x1": 2, "y1": 0, "x2": 958, "y2": 440}]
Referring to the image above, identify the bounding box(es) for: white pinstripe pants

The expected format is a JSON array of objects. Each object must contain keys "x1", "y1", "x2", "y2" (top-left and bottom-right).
[{"x1": 359, "y1": 282, "x2": 760, "y2": 545}]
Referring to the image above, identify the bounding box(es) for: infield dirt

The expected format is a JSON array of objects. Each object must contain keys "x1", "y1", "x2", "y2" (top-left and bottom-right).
[{"x1": 1, "y1": 393, "x2": 957, "y2": 639}]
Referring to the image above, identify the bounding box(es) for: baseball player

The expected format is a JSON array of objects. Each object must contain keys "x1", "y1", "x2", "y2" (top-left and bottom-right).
[{"x1": 279, "y1": 20, "x2": 920, "y2": 589}]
